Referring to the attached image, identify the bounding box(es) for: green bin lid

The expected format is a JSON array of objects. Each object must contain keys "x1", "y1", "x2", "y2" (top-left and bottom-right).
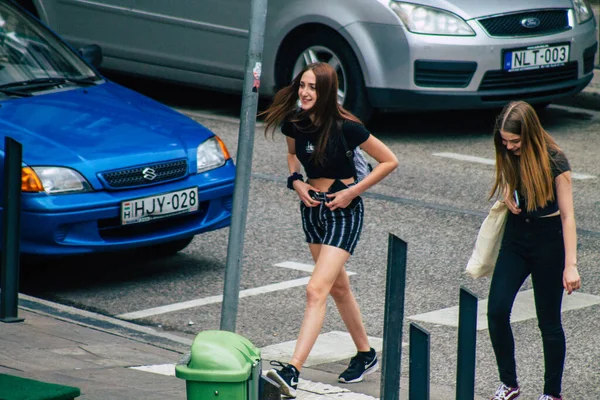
[{"x1": 175, "y1": 330, "x2": 261, "y2": 382}]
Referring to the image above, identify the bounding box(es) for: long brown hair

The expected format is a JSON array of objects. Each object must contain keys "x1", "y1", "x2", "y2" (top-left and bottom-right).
[
  {"x1": 489, "y1": 101, "x2": 562, "y2": 211},
  {"x1": 260, "y1": 62, "x2": 360, "y2": 165}
]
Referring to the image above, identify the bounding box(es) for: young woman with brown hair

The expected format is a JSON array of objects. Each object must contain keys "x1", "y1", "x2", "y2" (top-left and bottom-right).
[
  {"x1": 260, "y1": 62, "x2": 398, "y2": 398},
  {"x1": 487, "y1": 101, "x2": 580, "y2": 400}
]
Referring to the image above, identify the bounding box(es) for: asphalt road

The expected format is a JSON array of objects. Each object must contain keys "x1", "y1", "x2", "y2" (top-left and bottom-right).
[{"x1": 19, "y1": 76, "x2": 600, "y2": 399}]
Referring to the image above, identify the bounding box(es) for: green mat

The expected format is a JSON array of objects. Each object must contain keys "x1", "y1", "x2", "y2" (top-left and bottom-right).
[{"x1": 0, "y1": 374, "x2": 80, "y2": 400}]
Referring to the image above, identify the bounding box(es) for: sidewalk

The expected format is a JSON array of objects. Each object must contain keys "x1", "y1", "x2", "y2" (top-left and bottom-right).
[{"x1": 0, "y1": 294, "x2": 477, "y2": 400}]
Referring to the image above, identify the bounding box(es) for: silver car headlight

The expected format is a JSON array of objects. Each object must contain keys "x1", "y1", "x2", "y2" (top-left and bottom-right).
[
  {"x1": 29, "y1": 166, "x2": 92, "y2": 194},
  {"x1": 572, "y1": 0, "x2": 593, "y2": 24},
  {"x1": 389, "y1": 2, "x2": 475, "y2": 36},
  {"x1": 196, "y1": 136, "x2": 230, "y2": 173}
]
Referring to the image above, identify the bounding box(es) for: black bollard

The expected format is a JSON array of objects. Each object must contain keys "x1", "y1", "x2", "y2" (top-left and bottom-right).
[
  {"x1": 0, "y1": 137, "x2": 24, "y2": 323},
  {"x1": 259, "y1": 373, "x2": 280, "y2": 400},
  {"x1": 409, "y1": 322, "x2": 430, "y2": 400},
  {"x1": 380, "y1": 234, "x2": 407, "y2": 400},
  {"x1": 455, "y1": 287, "x2": 478, "y2": 400}
]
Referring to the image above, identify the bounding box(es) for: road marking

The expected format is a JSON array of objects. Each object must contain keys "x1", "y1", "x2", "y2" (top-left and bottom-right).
[
  {"x1": 117, "y1": 276, "x2": 312, "y2": 320},
  {"x1": 407, "y1": 290, "x2": 600, "y2": 330},
  {"x1": 274, "y1": 261, "x2": 357, "y2": 276},
  {"x1": 260, "y1": 331, "x2": 392, "y2": 368},
  {"x1": 129, "y1": 363, "x2": 378, "y2": 399},
  {"x1": 433, "y1": 152, "x2": 597, "y2": 180},
  {"x1": 118, "y1": 261, "x2": 356, "y2": 320}
]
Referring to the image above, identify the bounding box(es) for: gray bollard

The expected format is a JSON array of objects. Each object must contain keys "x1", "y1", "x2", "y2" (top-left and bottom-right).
[
  {"x1": 409, "y1": 322, "x2": 430, "y2": 400},
  {"x1": 455, "y1": 287, "x2": 478, "y2": 400},
  {"x1": 0, "y1": 137, "x2": 24, "y2": 323},
  {"x1": 380, "y1": 234, "x2": 407, "y2": 400}
]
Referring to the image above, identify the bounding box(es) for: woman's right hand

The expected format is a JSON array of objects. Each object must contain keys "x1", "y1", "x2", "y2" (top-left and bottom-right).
[
  {"x1": 503, "y1": 189, "x2": 521, "y2": 215},
  {"x1": 294, "y1": 181, "x2": 321, "y2": 207}
]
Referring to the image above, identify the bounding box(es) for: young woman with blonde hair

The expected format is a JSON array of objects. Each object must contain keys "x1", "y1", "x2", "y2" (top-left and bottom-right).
[
  {"x1": 260, "y1": 62, "x2": 398, "y2": 398},
  {"x1": 487, "y1": 101, "x2": 580, "y2": 400}
]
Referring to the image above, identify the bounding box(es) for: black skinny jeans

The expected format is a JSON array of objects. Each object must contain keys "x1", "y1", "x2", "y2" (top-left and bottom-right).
[{"x1": 487, "y1": 213, "x2": 566, "y2": 397}]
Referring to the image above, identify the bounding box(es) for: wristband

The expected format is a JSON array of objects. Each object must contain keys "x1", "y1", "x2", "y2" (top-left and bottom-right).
[{"x1": 287, "y1": 172, "x2": 304, "y2": 190}]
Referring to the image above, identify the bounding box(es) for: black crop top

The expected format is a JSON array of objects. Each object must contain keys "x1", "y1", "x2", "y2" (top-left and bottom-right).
[
  {"x1": 517, "y1": 149, "x2": 570, "y2": 218},
  {"x1": 281, "y1": 118, "x2": 370, "y2": 179}
]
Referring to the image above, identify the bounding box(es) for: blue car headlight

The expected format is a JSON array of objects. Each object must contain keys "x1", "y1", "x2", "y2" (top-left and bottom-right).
[
  {"x1": 22, "y1": 166, "x2": 92, "y2": 194},
  {"x1": 572, "y1": 0, "x2": 594, "y2": 24},
  {"x1": 196, "y1": 136, "x2": 231, "y2": 173},
  {"x1": 389, "y1": 1, "x2": 476, "y2": 36}
]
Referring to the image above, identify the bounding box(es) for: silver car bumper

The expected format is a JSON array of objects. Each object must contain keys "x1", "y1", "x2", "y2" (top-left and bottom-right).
[{"x1": 343, "y1": 16, "x2": 597, "y2": 111}]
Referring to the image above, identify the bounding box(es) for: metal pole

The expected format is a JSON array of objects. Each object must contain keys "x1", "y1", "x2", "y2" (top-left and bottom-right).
[
  {"x1": 220, "y1": 0, "x2": 268, "y2": 332},
  {"x1": 455, "y1": 287, "x2": 478, "y2": 400},
  {"x1": 0, "y1": 137, "x2": 24, "y2": 323},
  {"x1": 380, "y1": 234, "x2": 407, "y2": 400},
  {"x1": 409, "y1": 323, "x2": 430, "y2": 400}
]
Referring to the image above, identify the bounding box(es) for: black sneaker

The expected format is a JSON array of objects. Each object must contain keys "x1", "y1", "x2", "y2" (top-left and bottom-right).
[
  {"x1": 266, "y1": 361, "x2": 299, "y2": 398},
  {"x1": 338, "y1": 348, "x2": 379, "y2": 383}
]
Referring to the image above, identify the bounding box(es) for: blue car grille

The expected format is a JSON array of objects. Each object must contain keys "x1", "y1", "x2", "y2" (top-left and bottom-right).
[
  {"x1": 100, "y1": 159, "x2": 188, "y2": 189},
  {"x1": 478, "y1": 10, "x2": 570, "y2": 37}
]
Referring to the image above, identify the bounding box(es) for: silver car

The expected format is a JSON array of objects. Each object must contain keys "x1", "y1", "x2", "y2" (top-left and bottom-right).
[{"x1": 19, "y1": 0, "x2": 598, "y2": 122}]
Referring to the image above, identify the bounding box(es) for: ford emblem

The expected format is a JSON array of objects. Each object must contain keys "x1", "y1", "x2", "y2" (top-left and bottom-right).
[
  {"x1": 142, "y1": 167, "x2": 157, "y2": 181},
  {"x1": 521, "y1": 17, "x2": 540, "y2": 28}
]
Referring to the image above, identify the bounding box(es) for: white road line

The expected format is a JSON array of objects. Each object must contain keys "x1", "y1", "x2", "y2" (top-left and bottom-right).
[
  {"x1": 407, "y1": 290, "x2": 600, "y2": 330},
  {"x1": 433, "y1": 152, "x2": 596, "y2": 180},
  {"x1": 260, "y1": 331, "x2": 392, "y2": 368},
  {"x1": 129, "y1": 363, "x2": 378, "y2": 399},
  {"x1": 117, "y1": 276, "x2": 312, "y2": 320},
  {"x1": 274, "y1": 261, "x2": 357, "y2": 276},
  {"x1": 118, "y1": 261, "x2": 357, "y2": 320}
]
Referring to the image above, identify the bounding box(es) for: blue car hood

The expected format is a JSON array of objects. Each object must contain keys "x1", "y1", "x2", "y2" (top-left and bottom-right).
[{"x1": 0, "y1": 81, "x2": 213, "y2": 186}]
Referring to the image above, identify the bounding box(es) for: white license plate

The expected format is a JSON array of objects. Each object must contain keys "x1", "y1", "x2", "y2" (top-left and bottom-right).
[
  {"x1": 121, "y1": 187, "x2": 199, "y2": 225},
  {"x1": 504, "y1": 44, "x2": 569, "y2": 72}
]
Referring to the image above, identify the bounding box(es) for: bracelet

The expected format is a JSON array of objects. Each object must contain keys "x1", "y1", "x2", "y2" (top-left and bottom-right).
[{"x1": 287, "y1": 172, "x2": 304, "y2": 190}]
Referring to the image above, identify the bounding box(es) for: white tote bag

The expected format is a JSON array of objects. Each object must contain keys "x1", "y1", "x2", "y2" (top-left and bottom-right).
[{"x1": 465, "y1": 200, "x2": 509, "y2": 279}]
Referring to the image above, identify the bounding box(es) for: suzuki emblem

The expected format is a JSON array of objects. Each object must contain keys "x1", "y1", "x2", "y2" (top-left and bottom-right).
[
  {"x1": 521, "y1": 17, "x2": 540, "y2": 28},
  {"x1": 142, "y1": 167, "x2": 157, "y2": 181}
]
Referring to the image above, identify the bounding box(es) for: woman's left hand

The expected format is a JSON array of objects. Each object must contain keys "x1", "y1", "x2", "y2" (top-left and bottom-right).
[
  {"x1": 326, "y1": 187, "x2": 358, "y2": 210},
  {"x1": 563, "y1": 265, "x2": 581, "y2": 295}
]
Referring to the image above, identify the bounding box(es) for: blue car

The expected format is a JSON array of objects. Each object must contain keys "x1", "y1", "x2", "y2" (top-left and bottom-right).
[{"x1": 0, "y1": 0, "x2": 236, "y2": 256}]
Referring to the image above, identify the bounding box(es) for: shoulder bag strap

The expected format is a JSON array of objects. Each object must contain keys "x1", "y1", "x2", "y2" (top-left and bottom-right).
[{"x1": 338, "y1": 125, "x2": 358, "y2": 181}]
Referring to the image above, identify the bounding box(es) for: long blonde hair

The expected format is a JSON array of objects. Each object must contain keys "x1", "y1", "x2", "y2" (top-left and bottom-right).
[{"x1": 489, "y1": 101, "x2": 562, "y2": 211}]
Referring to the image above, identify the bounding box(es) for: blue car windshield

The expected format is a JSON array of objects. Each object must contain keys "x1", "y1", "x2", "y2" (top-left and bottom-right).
[{"x1": 0, "y1": 2, "x2": 98, "y2": 89}]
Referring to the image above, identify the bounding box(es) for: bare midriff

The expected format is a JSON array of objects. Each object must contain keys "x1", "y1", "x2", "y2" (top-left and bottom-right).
[
  {"x1": 540, "y1": 210, "x2": 560, "y2": 218},
  {"x1": 308, "y1": 177, "x2": 356, "y2": 192}
]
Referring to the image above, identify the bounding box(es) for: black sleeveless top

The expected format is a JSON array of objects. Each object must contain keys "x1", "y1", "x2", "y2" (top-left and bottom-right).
[{"x1": 517, "y1": 149, "x2": 570, "y2": 218}]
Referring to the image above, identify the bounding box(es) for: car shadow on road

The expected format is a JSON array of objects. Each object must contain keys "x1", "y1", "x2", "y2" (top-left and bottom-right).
[{"x1": 18, "y1": 250, "x2": 224, "y2": 295}]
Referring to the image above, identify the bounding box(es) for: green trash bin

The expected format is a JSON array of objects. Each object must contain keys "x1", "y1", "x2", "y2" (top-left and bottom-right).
[{"x1": 176, "y1": 330, "x2": 262, "y2": 400}]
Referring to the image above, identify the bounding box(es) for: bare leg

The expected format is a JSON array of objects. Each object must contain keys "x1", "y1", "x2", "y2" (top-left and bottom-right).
[
  {"x1": 289, "y1": 244, "x2": 351, "y2": 370},
  {"x1": 308, "y1": 244, "x2": 370, "y2": 353},
  {"x1": 330, "y1": 268, "x2": 370, "y2": 352}
]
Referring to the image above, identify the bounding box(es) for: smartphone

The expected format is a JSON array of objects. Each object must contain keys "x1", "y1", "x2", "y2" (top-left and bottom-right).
[{"x1": 514, "y1": 190, "x2": 520, "y2": 208}]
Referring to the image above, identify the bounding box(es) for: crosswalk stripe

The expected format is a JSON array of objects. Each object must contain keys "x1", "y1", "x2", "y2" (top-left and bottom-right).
[
  {"x1": 407, "y1": 290, "x2": 600, "y2": 330},
  {"x1": 117, "y1": 261, "x2": 358, "y2": 320}
]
